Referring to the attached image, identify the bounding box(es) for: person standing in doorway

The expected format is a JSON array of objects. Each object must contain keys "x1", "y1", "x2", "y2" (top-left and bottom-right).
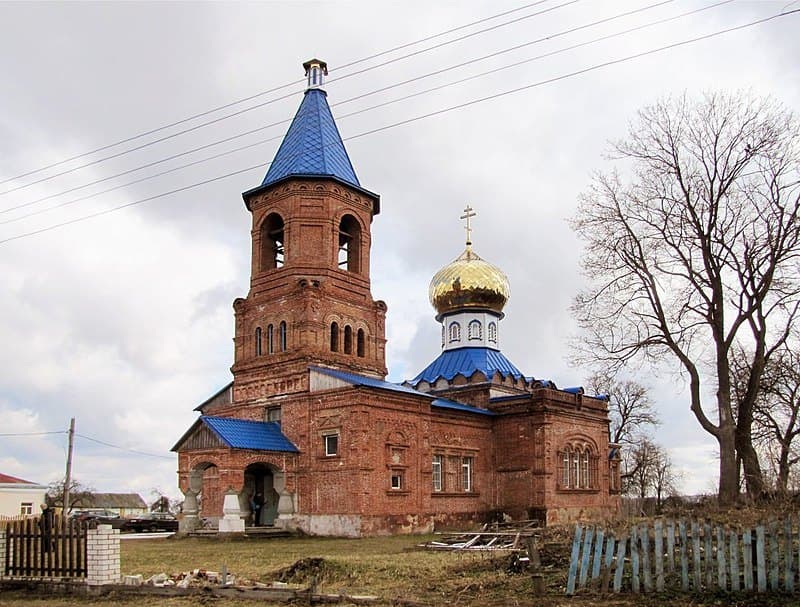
[{"x1": 252, "y1": 492, "x2": 264, "y2": 526}]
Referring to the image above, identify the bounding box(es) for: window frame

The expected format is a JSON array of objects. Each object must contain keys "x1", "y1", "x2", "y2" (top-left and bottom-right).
[
  {"x1": 390, "y1": 471, "x2": 403, "y2": 490},
  {"x1": 265, "y1": 406, "x2": 281, "y2": 424},
  {"x1": 432, "y1": 454, "x2": 443, "y2": 492},
  {"x1": 323, "y1": 432, "x2": 339, "y2": 457},
  {"x1": 461, "y1": 456, "x2": 473, "y2": 492}
]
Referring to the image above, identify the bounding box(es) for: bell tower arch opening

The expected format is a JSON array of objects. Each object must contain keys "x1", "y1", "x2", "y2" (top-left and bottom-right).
[
  {"x1": 260, "y1": 213, "x2": 285, "y2": 271},
  {"x1": 338, "y1": 214, "x2": 362, "y2": 273}
]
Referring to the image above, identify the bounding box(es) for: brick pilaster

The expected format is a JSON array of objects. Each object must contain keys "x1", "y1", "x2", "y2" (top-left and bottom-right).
[{"x1": 86, "y1": 524, "x2": 120, "y2": 586}]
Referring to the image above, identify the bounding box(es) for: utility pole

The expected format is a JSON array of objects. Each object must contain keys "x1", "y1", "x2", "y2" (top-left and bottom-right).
[{"x1": 62, "y1": 417, "x2": 75, "y2": 521}]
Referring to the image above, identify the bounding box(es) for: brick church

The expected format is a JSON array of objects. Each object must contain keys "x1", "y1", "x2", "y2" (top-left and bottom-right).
[{"x1": 173, "y1": 59, "x2": 621, "y2": 536}]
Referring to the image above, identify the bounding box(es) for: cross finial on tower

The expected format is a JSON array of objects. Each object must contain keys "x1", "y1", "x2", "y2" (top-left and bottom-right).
[{"x1": 460, "y1": 205, "x2": 476, "y2": 246}]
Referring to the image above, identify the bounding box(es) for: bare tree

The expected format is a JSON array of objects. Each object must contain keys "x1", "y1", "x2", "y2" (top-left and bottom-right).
[
  {"x1": 587, "y1": 373, "x2": 659, "y2": 446},
  {"x1": 46, "y1": 478, "x2": 94, "y2": 513},
  {"x1": 572, "y1": 92, "x2": 800, "y2": 504},
  {"x1": 652, "y1": 447, "x2": 680, "y2": 512},
  {"x1": 625, "y1": 438, "x2": 659, "y2": 500},
  {"x1": 734, "y1": 343, "x2": 800, "y2": 494}
]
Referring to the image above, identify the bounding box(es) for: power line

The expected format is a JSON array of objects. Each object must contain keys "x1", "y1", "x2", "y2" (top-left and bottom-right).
[
  {"x1": 74, "y1": 433, "x2": 173, "y2": 460},
  {"x1": 0, "y1": 431, "x2": 66, "y2": 437},
  {"x1": 0, "y1": 0, "x2": 693, "y2": 218},
  {"x1": 0, "y1": 0, "x2": 571, "y2": 190},
  {"x1": 0, "y1": 8, "x2": 795, "y2": 246}
]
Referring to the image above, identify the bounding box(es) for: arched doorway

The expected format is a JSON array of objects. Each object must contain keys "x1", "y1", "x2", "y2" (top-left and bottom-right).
[{"x1": 244, "y1": 463, "x2": 279, "y2": 526}]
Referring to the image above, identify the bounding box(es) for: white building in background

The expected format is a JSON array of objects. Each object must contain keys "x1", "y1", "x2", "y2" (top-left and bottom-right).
[{"x1": 0, "y1": 473, "x2": 47, "y2": 518}]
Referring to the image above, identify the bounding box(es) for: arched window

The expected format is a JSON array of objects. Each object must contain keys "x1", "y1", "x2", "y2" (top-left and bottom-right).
[
  {"x1": 279, "y1": 321, "x2": 287, "y2": 352},
  {"x1": 330, "y1": 322, "x2": 339, "y2": 352},
  {"x1": 448, "y1": 322, "x2": 461, "y2": 343},
  {"x1": 338, "y1": 215, "x2": 361, "y2": 273},
  {"x1": 255, "y1": 327, "x2": 262, "y2": 356},
  {"x1": 267, "y1": 324, "x2": 274, "y2": 354},
  {"x1": 260, "y1": 213, "x2": 285, "y2": 270},
  {"x1": 559, "y1": 443, "x2": 598, "y2": 490},
  {"x1": 468, "y1": 320, "x2": 482, "y2": 340},
  {"x1": 488, "y1": 322, "x2": 497, "y2": 343},
  {"x1": 357, "y1": 328, "x2": 365, "y2": 357},
  {"x1": 344, "y1": 325, "x2": 353, "y2": 354}
]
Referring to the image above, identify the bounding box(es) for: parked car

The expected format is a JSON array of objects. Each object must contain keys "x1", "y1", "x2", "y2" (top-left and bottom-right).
[
  {"x1": 121, "y1": 512, "x2": 178, "y2": 533},
  {"x1": 69, "y1": 509, "x2": 126, "y2": 529}
]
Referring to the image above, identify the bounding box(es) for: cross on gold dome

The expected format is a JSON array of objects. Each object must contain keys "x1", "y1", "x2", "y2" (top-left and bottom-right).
[{"x1": 460, "y1": 205, "x2": 476, "y2": 246}]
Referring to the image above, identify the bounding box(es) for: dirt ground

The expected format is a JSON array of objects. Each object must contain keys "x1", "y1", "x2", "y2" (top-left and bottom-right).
[{"x1": 2, "y1": 506, "x2": 800, "y2": 606}]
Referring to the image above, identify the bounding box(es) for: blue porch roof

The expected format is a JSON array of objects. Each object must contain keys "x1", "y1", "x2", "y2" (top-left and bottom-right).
[
  {"x1": 262, "y1": 89, "x2": 360, "y2": 189},
  {"x1": 201, "y1": 416, "x2": 299, "y2": 452},
  {"x1": 410, "y1": 347, "x2": 524, "y2": 385}
]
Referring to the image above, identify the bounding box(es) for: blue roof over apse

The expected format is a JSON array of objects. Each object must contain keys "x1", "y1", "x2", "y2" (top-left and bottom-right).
[
  {"x1": 310, "y1": 366, "x2": 424, "y2": 397},
  {"x1": 410, "y1": 347, "x2": 524, "y2": 385},
  {"x1": 262, "y1": 89, "x2": 360, "y2": 189},
  {"x1": 201, "y1": 416, "x2": 299, "y2": 452},
  {"x1": 310, "y1": 366, "x2": 492, "y2": 416},
  {"x1": 432, "y1": 398, "x2": 495, "y2": 417}
]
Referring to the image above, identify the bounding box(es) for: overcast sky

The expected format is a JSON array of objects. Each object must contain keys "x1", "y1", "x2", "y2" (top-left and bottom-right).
[{"x1": 1, "y1": 1, "x2": 798, "y2": 502}]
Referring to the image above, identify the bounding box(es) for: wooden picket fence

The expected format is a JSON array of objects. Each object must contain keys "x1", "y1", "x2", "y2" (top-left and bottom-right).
[
  {"x1": 566, "y1": 517, "x2": 799, "y2": 595},
  {"x1": 3, "y1": 516, "x2": 88, "y2": 578}
]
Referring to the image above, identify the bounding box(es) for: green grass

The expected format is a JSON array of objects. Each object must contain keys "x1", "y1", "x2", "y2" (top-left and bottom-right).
[{"x1": 2, "y1": 533, "x2": 798, "y2": 606}]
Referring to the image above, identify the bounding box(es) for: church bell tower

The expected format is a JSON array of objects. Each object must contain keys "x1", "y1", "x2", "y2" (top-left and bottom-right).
[{"x1": 230, "y1": 59, "x2": 387, "y2": 404}]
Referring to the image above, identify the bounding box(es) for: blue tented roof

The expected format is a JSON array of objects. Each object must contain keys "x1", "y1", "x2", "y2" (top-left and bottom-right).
[
  {"x1": 201, "y1": 416, "x2": 299, "y2": 452},
  {"x1": 411, "y1": 347, "x2": 524, "y2": 385},
  {"x1": 262, "y1": 89, "x2": 360, "y2": 188}
]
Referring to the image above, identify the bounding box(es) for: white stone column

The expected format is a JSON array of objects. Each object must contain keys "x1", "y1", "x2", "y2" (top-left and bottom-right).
[
  {"x1": 86, "y1": 524, "x2": 120, "y2": 586},
  {"x1": 218, "y1": 488, "x2": 245, "y2": 533},
  {"x1": 179, "y1": 488, "x2": 200, "y2": 533}
]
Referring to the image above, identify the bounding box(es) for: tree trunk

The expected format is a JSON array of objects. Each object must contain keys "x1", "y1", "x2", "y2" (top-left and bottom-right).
[
  {"x1": 718, "y1": 427, "x2": 739, "y2": 505},
  {"x1": 737, "y1": 430, "x2": 766, "y2": 499},
  {"x1": 777, "y1": 449, "x2": 790, "y2": 495}
]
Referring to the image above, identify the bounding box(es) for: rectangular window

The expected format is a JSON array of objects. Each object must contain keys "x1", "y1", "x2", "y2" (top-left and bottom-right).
[
  {"x1": 324, "y1": 433, "x2": 339, "y2": 456},
  {"x1": 461, "y1": 456, "x2": 473, "y2": 492},
  {"x1": 20, "y1": 502, "x2": 33, "y2": 515},
  {"x1": 432, "y1": 454, "x2": 443, "y2": 492},
  {"x1": 265, "y1": 406, "x2": 281, "y2": 424},
  {"x1": 391, "y1": 472, "x2": 403, "y2": 490}
]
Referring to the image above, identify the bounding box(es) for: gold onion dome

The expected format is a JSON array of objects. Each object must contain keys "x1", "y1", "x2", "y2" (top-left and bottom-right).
[{"x1": 429, "y1": 245, "x2": 510, "y2": 318}]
